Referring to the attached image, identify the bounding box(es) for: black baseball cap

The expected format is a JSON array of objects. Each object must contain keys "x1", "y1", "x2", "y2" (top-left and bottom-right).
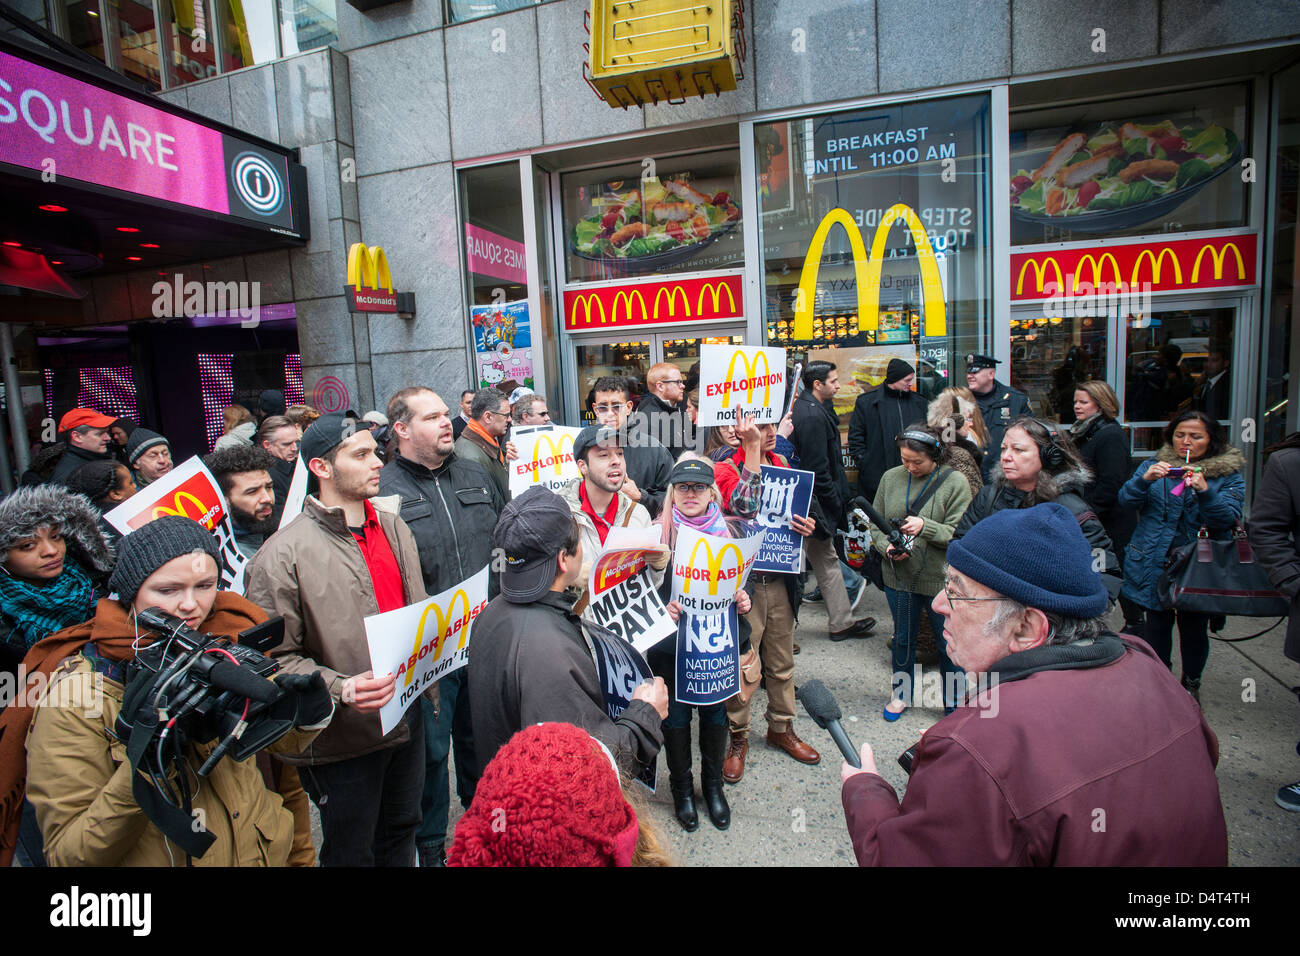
[
  {"x1": 668, "y1": 458, "x2": 715, "y2": 487},
  {"x1": 966, "y1": 354, "x2": 1000, "y2": 372},
  {"x1": 494, "y1": 485, "x2": 577, "y2": 603},
  {"x1": 299, "y1": 412, "x2": 372, "y2": 467},
  {"x1": 573, "y1": 424, "x2": 621, "y2": 463}
]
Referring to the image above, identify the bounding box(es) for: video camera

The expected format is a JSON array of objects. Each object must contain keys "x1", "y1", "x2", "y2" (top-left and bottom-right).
[{"x1": 849, "y1": 496, "x2": 914, "y2": 557}]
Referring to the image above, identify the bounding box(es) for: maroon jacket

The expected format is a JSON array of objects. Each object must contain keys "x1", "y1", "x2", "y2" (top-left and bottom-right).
[{"x1": 843, "y1": 637, "x2": 1228, "y2": 866}]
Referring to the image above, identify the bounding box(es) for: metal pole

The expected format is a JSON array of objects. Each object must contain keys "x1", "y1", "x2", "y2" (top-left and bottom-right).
[
  {"x1": 1, "y1": 323, "x2": 30, "y2": 475},
  {"x1": 0, "y1": 391, "x2": 13, "y2": 494}
]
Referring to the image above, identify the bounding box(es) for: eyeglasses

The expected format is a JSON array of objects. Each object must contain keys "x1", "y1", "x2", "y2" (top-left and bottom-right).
[
  {"x1": 662, "y1": 379, "x2": 684, "y2": 386},
  {"x1": 942, "y1": 579, "x2": 1010, "y2": 607},
  {"x1": 592, "y1": 403, "x2": 626, "y2": 414},
  {"x1": 676, "y1": 483, "x2": 710, "y2": 494}
]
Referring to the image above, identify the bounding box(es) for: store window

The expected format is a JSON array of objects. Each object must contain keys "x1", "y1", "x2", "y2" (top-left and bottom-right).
[
  {"x1": 215, "y1": 0, "x2": 280, "y2": 72},
  {"x1": 1009, "y1": 85, "x2": 1249, "y2": 245},
  {"x1": 1009, "y1": 312, "x2": 1109, "y2": 423},
  {"x1": 1264, "y1": 63, "x2": 1299, "y2": 450},
  {"x1": 279, "y1": 0, "x2": 337, "y2": 55},
  {"x1": 561, "y1": 149, "x2": 744, "y2": 284},
  {"x1": 755, "y1": 93, "x2": 993, "y2": 429},
  {"x1": 105, "y1": 0, "x2": 164, "y2": 90},
  {"x1": 446, "y1": 0, "x2": 556, "y2": 26},
  {"x1": 162, "y1": 0, "x2": 220, "y2": 87},
  {"x1": 61, "y1": 0, "x2": 107, "y2": 66}
]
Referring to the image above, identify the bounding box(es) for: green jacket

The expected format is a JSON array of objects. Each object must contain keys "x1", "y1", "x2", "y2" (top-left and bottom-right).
[{"x1": 870, "y1": 464, "x2": 972, "y2": 596}]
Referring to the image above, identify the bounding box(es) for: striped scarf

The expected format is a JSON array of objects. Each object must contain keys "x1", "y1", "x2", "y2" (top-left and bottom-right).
[{"x1": 0, "y1": 559, "x2": 96, "y2": 653}]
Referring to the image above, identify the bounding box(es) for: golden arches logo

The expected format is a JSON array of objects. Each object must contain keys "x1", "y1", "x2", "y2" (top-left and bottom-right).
[
  {"x1": 653, "y1": 285, "x2": 690, "y2": 317},
  {"x1": 793, "y1": 204, "x2": 947, "y2": 340},
  {"x1": 1131, "y1": 247, "x2": 1181, "y2": 287},
  {"x1": 569, "y1": 292, "x2": 607, "y2": 326},
  {"x1": 530, "y1": 433, "x2": 575, "y2": 478},
  {"x1": 683, "y1": 538, "x2": 745, "y2": 596},
  {"x1": 697, "y1": 280, "x2": 737, "y2": 316},
  {"x1": 722, "y1": 350, "x2": 772, "y2": 409},
  {"x1": 1016, "y1": 257, "x2": 1064, "y2": 296},
  {"x1": 150, "y1": 491, "x2": 219, "y2": 528},
  {"x1": 1191, "y1": 243, "x2": 1245, "y2": 283},
  {"x1": 1074, "y1": 252, "x2": 1122, "y2": 292},
  {"x1": 347, "y1": 243, "x2": 393, "y2": 293},
  {"x1": 408, "y1": 590, "x2": 473, "y2": 687},
  {"x1": 611, "y1": 289, "x2": 648, "y2": 324}
]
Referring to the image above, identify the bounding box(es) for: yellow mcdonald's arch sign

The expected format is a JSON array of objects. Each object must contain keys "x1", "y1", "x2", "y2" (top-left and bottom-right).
[
  {"x1": 683, "y1": 538, "x2": 745, "y2": 596},
  {"x1": 1191, "y1": 242, "x2": 1246, "y2": 283},
  {"x1": 1016, "y1": 256, "x2": 1064, "y2": 296},
  {"x1": 722, "y1": 349, "x2": 772, "y2": 410},
  {"x1": 1074, "y1": 252, "x2": 1122, "y2": 292},
  {"x1": 653, "y1": 284, "x2": 691, "y2": 318},
  {"x1": 407, "y1": 589, "x2": 473, "y2": 687},
  {"x1": 611, "y1": 289, "x2": 648, "y2": 324},
  {"x1": 149, "y1": 491, "x2": 220, "y2": 529},
  {"x1": 347, "y1": 242, "x2": 393, "y2": 293},
  {"x1": 569, "y1": 291, "x2": 607, "y2": 326},
  {"x1": 697, "y1": 280, "x2": 736, "y2": 316},
  {"x1": 531, "y1": 432, "x2": 576, "y2": 479},
  {"x1": 793, "y1": 204, "x2": 947, "y2": 341},
  {"x1": 1131, "y1": 247, "x2": 1181, "y2": 287}
]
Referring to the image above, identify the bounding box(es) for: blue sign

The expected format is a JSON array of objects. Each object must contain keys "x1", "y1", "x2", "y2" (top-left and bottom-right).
[
  {"x1": 471, "y1": 299, "x2": 531, "y2": 353},
  {"x1": 674, "y1": 604, "x2": 740, "y2": 706},
  {"x1": 748, "y1": 465, "x2": 814, "y2": 574},
  {"x1": 586, "y1": 620, "x2": 657, "y2": 790}
]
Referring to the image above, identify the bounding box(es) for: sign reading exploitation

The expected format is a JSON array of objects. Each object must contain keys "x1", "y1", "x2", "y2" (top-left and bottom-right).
[
  {"x1": 509, "y1": 425, "x2": 583, "y2": 497},
  {"x1": 104, "y1": 456, "x2": 248, "y2": 593},
  {"x1": 669, "y1": 526, "x2": 762, "y2": 615},
  {"x1": 364, "y1": 565, "x2": 490, "y2": 735},
  {"x1": 563, "y1": 274, "x2": 744, "y2": 331},
  {"x1": 697, "y1": 344, "x2": 787, "y2": 425},
  {"x1": 748, "y1": 466, "x2": 814, "y2": 574},
  {"x1": 584, "y1": 527, "x2": 675, "y2": 654},
  {"x1": 675, "y1": 603, "x2": 741, "y2": 706}
]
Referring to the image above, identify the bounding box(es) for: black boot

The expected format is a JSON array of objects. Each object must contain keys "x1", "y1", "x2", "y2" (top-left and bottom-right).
[
  {"x1": 698, "y1": 723, "x2": 732, "y2": 830},
  {"x1": 663, "y1": 727, "x2": 698, "y2": 832},
  {"x1": 1181, "y1": 673, "x2": 1202, "y2": 706}
]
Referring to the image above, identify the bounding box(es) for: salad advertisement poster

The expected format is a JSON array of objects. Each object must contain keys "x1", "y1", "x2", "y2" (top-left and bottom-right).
[
  {"x1": 1009, "y1": 90, "x2": 1246, "y2": 242},
  {"x1": 471, "y1": 300, "x2": 534, "y2": 393}
]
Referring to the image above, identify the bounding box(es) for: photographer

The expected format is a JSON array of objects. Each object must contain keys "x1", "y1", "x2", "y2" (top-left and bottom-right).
[{"x1": 1, "y1": 517, "x2": 332, "y2": 866}]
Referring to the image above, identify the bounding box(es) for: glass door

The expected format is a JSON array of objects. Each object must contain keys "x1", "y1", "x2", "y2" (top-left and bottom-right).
[{"x1": 1009, "y1": 307, "x2": 1112, "y2": 424}]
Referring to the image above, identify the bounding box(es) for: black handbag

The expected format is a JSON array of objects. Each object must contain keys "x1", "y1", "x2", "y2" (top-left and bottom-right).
[{"x1": 1157, "y1": 523, "x2": 1290, "y2": 616}]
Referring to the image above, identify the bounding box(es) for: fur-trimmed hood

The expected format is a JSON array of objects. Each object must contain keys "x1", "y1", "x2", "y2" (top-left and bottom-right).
[
  {"x1": 988, "y1": 460, "x2": 1093, "y2": 499},
  {"x1": 1154, "y1": 444, "x2": 1245, "y2": 478},
  {"x1": 0, "y1": 485, "x2": 115, "y2": 574}
]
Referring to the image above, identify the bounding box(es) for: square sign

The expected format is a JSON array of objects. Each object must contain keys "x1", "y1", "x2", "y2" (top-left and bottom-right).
[{"x1": 697, "y1": 344, "x2": 787, "y2": 425}]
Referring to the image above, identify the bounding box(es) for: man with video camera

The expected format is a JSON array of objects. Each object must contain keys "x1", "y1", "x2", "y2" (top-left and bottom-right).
[{"x1": 1, "y1": 516, "x2": 333, "y2": 866}]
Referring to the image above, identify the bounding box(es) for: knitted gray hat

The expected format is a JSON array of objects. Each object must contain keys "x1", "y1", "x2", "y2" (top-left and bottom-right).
[
  {"x1": 108, "y1": 515, "x2": 222, "y2": 603},
  {"x1": 125, "y1": 428, "x2": 169, "y2": 466}
]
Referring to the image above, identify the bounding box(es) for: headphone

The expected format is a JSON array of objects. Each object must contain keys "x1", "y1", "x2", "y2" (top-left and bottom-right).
[
  {"x1": 1038, "y1": 429, "x2": 1065, "y2": 468},
  {"x1": 898, "y1": 429, "x2": 943, "y2": 461}
]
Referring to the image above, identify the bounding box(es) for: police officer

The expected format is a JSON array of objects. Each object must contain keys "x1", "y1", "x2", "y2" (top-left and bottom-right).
[{"x1": 965, "y1": 354, "x2": 1032, "y2": 482}]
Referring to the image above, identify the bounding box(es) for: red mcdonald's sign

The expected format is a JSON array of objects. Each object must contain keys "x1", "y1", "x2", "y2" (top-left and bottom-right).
[
  {"x1": 563, "y1": 274, "x2": 744, "y2": 331},
  {"x1": 1010, "y1": 234, "x2": 1257, "y2": 300}
]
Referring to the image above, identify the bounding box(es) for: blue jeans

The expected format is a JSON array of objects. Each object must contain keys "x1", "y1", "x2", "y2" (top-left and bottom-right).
[
  {"x1": 417, "y1": 667, "x2": 478, "y2": 852},
  {"x1": 664, "y1": 699, "x2": 727, "y2": 730},
  {"x1": 884, "y1": 585, "x2": 961, "y2": 713}
]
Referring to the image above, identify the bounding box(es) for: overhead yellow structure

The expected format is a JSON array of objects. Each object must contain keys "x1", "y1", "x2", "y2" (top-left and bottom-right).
[{"x1": 584, "y1": 0, "x2": 745, "y2": 109}]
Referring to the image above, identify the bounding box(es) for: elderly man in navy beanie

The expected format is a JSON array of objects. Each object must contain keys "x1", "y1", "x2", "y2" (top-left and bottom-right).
[{"x1": 840, "y1": 502, "x2": 1228, "y2": 866}]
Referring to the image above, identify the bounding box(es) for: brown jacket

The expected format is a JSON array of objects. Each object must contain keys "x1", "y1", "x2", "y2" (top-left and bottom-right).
[
  {"x1": 24, "y1": 594, "x2": 327, "y2": 866},
  {"x1": 454, "y1": 422, "x2": 510, "y2": 502},
  {"x1": 243, "y1": 494, "x2": 431, "y2": 765}
]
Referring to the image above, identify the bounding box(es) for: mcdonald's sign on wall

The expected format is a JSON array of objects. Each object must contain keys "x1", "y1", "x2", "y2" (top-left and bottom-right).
[
  {"x1": 1010, "y1": 234, "x2": 1257, "y2": 300},
  {"x1": 345, "y1": 242, "x2": 417, "y2": 315},
  {"x1": 563, "y1": 274, "x2": 744, "y2": 331}
]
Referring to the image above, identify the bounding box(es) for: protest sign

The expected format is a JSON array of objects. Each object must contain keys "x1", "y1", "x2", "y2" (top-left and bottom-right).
[
  {"x1": 749, "y1": 465, "x2": 814, "y2": 574},
  {"x1": 675, "y1": 604, "x2": 741, "y2": 706},
  {"x1": 669, "y1": 525, "x2": 762, "y2": 615},
  {"x1": 697, "y1": 344, "x2": 787, "y2": 425},
  {"x1": 584, "y1": 527, "x2": 674, "y2": 654},
  {"x1": 508, "y1": 425, "x2": 583, "y2": 497},
  {"x1": 364, "y1": 565, "x2": 490, "y2": 735},
  {"x1": 586, "y1": 620, "x2": 657, "y2": 790},
  {"x1": 104, "y1": 456, "x2": 248, "y2": 592},
  {"x1": 278, "y1": 457, "x2": 308, "y2": 531}
]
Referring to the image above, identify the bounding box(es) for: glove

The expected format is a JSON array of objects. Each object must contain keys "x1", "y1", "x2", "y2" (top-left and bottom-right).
[
  {"x1": 271, "y1": 671, "x2": 333, "y2": 727},
  {"x1": 646, "y1": 547, "x2": 670, "y2": 571}
]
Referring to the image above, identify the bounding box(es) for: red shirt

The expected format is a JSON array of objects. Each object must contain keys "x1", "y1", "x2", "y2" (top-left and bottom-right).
[
  {"x1": 578, "y1": 482, "x2": 620, "y2": 546},
  {"x1": 350, "y1": 499, "x2": 407, "y2": 613}
]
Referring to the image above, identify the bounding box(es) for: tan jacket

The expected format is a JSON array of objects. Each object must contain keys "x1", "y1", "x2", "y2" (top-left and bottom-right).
[{"x1": 243, "y1": 494, "x2": 431, "y2": 765}]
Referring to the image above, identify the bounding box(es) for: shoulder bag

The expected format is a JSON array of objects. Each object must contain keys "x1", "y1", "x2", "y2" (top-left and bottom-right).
[{"x1": 1157, "y1": 523, "x2": 1290, "y2": 616}]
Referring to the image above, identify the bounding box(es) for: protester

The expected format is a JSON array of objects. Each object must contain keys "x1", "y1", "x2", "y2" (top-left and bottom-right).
[
  {"x1": 257, "y1": 388, "x2": 286, "y2": 424},
  {"x1": 125, "y1": 428, "x2": 173, "y2": 488},
  {"x1": 108, "y1": 417, "x2": 136, "y2": 466},
  {"x1": 840, "y1": 503, "x2": 1228, "y2": 865},
  {"x1": 965, "y1": 354, "x2": 1032, "y2": 482},
  {"x1": 285, "y1": 404, "x2": 319, "y2": 433},
  {"x1": 791, "y1": 361, "x2": 874, "y2": 640},
  {"x1": 256, "y1": 414, "x2": 300, "y2": 528},
  {"x1": 1117, "y1": 410, "x2": 1246, "y2": 702},
  {"x1": 214, "y1": 404, "x2": 256, "y2": 451},
  {"x1": 849, "y1": 358, "x2": 930, "y2": 504},
  {"x1": 203, "y1": 445, "x2": 280, "y2": 560},
  {"x1": 47, "y1": 408, "x2": 116, "y2": 485},
  {"x1": 640, "y1": 363, "x2": 690, "y2": 460},
  {"x1": 62, "y1": 460, "x2": 136, "y2": 549},
  {"x1": 380, "y1": 387, "x2": 503, "y2": 868},
  {"x1": 21, "y1": 444, "x2": 70, "y2": 487},
  {"x1": 467, "y1": 486, "x2": 668, "y2": 777},
  {"x1": 714, "y1": 416, "x2": 824, "y2": 779},
  {"x1": 651, "y1": 455, "x2": 754, "y2": 832},
  {"x1": 0, "y1": 516, "x2": 332, "y2": 867},
  {"x1": 871, "y1": 424, "x2": 973, "y2": 720},
  {"x1": 511, "y1": 394, "x2": 551, "y2": 426},
  {"x1": 926, "y1": 389, "x2": 985, "y2": 495},
  {"x1": 1247, "y1": 432, "x2": 1300, "y2": 811},
  {"x1": 590, "y1": 375, "x2": 672, "y2": 518},
  {"x1": 244, "y1": 413, "x2": 432, "y2": 866},
  {"x1": 685, "y1": 388, "x2": 699, "y2": 427},
  {"x1": 448, "y1": 723, "x2": 671, "y2": 867},
  {"x1": 454, "y1": 388, "x2": 514, "y2": 502},
  {"x1": 451, "y1": 389, "x2": 475, "y2": 440},
  {"x1": 703, "y1": 421, "x2": 740, "y2": 462}
]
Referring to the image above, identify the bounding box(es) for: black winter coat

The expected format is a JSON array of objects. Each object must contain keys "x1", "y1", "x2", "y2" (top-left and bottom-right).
[
  {"x1": 1071, "y1": 415, "x2": 1137, "y2": 554},
  {"x1": 620, "y1": 434, "x2": 674, "y2": 519},
  {"x1": 791, "y1": 392, "x2": 850, "y2": 536},
  {"x1": 972, "y1": 380, "x2": 1033, "y2": 481},
  {"x1": 848, "y1": 385, "x2": 930, "y2": 500},
  {"x1": 1248, "y1": 444, "x2": 1300, "y2": 663}
]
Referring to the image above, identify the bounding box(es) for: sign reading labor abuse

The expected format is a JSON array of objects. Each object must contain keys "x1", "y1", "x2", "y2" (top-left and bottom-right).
[
  {"x1": 748, "y1": 465, "x2": 814, "y2": 573},
  {"x1": 675, "y1": 603, "x2": 741, "y2": 706},
  {"x1": 509, "y1": 425, "x2": 584, "y2": 496},
  {"x1": 697, "y1": 344, "x2": 787, "y2": 425},
  {"x1": 670, "y1": 525, "x2": 762, "y2": 615},
  {"x1": 365, "y1": 565, "x2": 490, "y2": 735},
  {"x1": 105, "y1": 456, "x2": 248, "y2": 593},
  {"x1": 584, "y1": 527, "x2": 675, "y2": 654}
]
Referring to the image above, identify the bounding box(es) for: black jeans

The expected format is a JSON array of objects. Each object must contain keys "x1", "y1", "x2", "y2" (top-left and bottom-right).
[
  {"x1": 299, "y1": 709, "x2": 425, "y2": 867},
  {"x1": 1142, "y1": 606, "x2": 1211, "y2": 681},
  {"x1": 416, "y1": 667, "x2": 479, "y2": 851}
]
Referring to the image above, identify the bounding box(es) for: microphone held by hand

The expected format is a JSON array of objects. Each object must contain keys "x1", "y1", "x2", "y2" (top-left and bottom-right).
[{"x1": 796, "y1": 680, "x2": 861, "y2": 769}]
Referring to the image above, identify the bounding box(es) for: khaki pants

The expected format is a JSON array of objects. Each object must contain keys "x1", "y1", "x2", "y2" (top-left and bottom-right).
[
  {"x1": 259, "y1": 754, "x2": 316, "y2": 867},
  {"x1": 726, "y1": 575, "x2": 795, "y2": 733},
  {"x1": 803, "y1": 533, "x2": 854, "y2": 631}
]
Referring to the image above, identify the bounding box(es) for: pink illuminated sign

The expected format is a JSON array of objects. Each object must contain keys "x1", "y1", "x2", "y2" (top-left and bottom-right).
[{"x1": 465, "y1": 222, "x2": 526, "y2": 285}]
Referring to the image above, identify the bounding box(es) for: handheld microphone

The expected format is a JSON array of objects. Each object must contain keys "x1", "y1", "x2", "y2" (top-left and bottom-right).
[
  {"x1": 850, "y1": 496, "x2": 910, "y2": 554},
  {"x1": 796, "y1": 680, "x2": 861, "y2": 768}
]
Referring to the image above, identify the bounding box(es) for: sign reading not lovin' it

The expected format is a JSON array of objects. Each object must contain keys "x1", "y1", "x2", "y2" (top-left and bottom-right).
[
  {"x1": 508, "y1": 426, "x2": 584, "y2": 497},
  {"x1": 697, "y1": 344, "x2": 787, "y2": 426}
]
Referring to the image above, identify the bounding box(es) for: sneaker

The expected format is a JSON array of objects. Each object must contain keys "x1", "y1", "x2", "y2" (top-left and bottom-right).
[
  {"x1": 1276, "y1": 781, "x2": 1300, "y2": 812},
  {"x1": 850, "y1": 580, "x2": 870, "y2": 614},
  {"x1": 846, "y1": 581, "x2": 862, "y2": 606},
  {"x1": 804, "y1": 588, "x2": 824, "y2": 603}
]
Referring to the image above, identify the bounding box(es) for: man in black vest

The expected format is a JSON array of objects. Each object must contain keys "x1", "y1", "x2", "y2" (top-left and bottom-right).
[{"x1": 965, "y1": 354, "x2": 1032, "y2": 482}]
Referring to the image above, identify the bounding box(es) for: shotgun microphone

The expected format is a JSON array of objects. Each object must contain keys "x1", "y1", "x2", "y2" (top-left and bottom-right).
[{"x1": 796, "y1": 680, "x2": 860, "y2": 768}]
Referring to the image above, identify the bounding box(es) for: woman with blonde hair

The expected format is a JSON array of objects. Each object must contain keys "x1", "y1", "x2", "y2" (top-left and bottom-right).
[
  {"x1": 213, "y1": 404, "x2": 256, "y2": 451},
  {"x1": 926, "y1": 389, "x2": 985, "y2": 495}
]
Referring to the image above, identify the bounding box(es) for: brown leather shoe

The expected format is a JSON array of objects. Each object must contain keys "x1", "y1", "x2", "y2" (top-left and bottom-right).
[
  {"x1": 722, "y1": 731, "x2": 748, "y2": 784},
  {"x1": 766, "y1": 725, "x2": 820, "y2": 765}
]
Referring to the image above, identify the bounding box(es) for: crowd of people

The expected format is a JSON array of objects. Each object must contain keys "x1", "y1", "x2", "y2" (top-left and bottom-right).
[{"x1": 0, "y1": 352, "x2": 1296, "y2": 868}]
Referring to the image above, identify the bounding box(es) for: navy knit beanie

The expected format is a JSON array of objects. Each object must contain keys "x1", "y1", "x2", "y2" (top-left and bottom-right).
[{"x1": 946, "y1": 503, "x2": 1108, "y2": 618}]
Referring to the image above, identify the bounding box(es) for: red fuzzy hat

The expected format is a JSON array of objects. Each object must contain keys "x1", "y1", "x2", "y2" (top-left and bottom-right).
[{"x1": 448, "y1": 723, "x2": 639, "y2": 867}]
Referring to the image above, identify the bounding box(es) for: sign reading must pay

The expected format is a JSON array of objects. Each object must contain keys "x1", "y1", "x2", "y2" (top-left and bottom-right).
[
  {"x1": 365, "y1": 565, "x2": 490, "y2": 735},
  {"x1": 508, "y1": 425, "x2": 584, "y2": 497},
  {"x1": 584, "y1": 527, "x2": 675, "y2": 654},
  {"x1": 697, "y1": 344, "x2": 787, "y2": 425},
  {"x1": 669, "y1": 525, "x2": 762, "y2": 615}
]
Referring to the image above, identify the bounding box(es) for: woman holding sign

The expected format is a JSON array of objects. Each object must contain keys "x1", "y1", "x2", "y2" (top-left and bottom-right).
[
  {"x1": 651, "y1": 455, "x2": 753, "y2": 833},
  {"x1": 871, "y1": 424, "x2": 973, "y2": 721}
]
